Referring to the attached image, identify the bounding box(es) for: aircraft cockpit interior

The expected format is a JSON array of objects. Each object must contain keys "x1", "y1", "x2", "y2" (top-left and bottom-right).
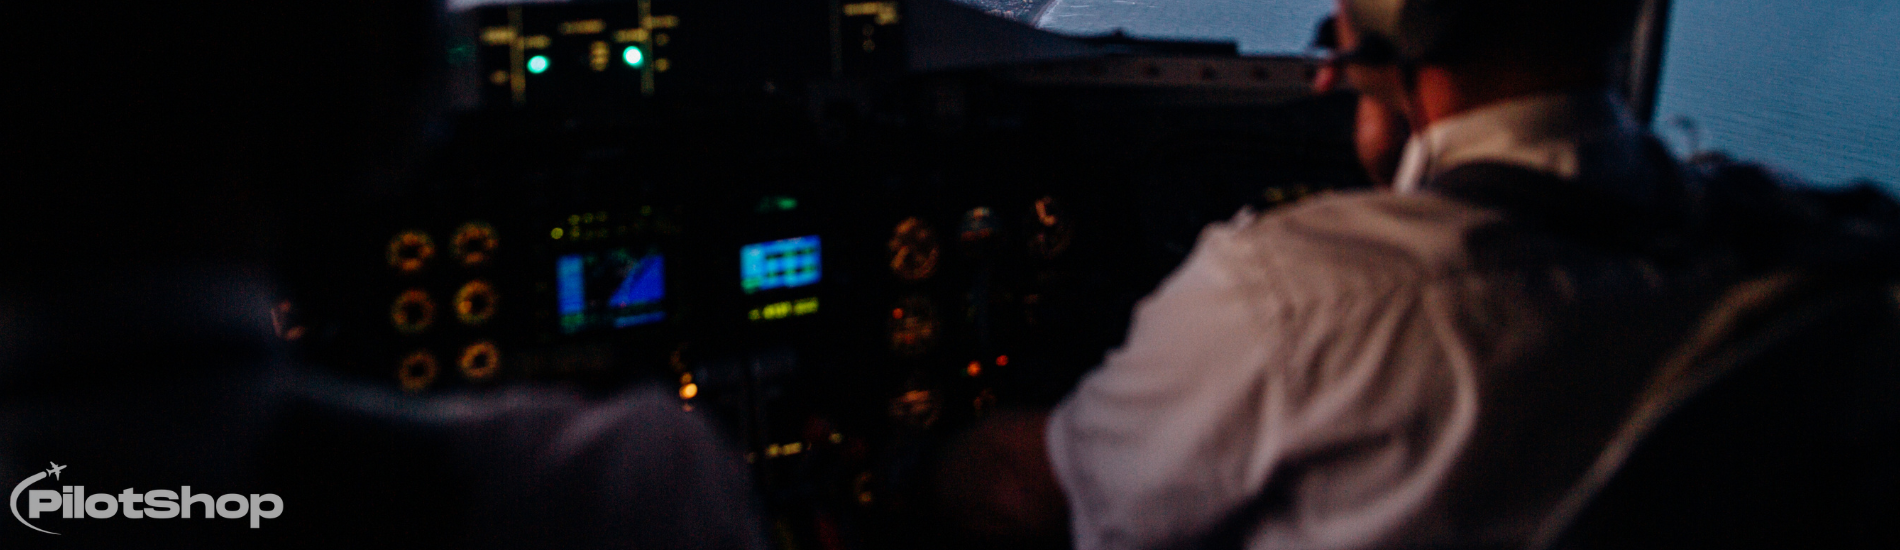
[
  {"x1": 6, "y1": 0, "x2": 1895, "y2": 548},
  {"x1": 235, "y1": 2, "x2": 1397, "y2": 545}
]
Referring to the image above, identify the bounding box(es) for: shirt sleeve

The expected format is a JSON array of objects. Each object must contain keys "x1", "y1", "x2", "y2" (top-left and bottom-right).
[
  {"x1": 1047, "y1": 219, "x2": 1282, "y2": 550},
  {"x1": 1046, "y1": 211, "x2": 1480, "y2": 550}
]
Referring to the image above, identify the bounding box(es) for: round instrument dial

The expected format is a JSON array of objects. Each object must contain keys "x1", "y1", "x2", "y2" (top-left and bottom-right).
[
  {"x1": 888, "y1": 295, "x2": 939, "y2": 356},
  {"x1": 271, "y1": 300, "x2": 306, "y2": 342},
  {"x1": 888, "y1": 217, "x2": 941, "y2": 281},
  {"x1": 451, "y1": 222, "x2": 499, "y2": 267},
  {"x1": 390, "y1": 289, "x2": 436, "y2": 334},
  {"x1": 387, "y1": 230, "x2": 436, "y2": 273},
  {"x1": 888, "y1": 388, "x2": 941, "y2": 429},
  {"x1": 453, "y1": 280, "x2": 499, "y2": 326},
  {"x1": 458, "y1": 341, "x2": 501, "y2": 381},
  {"x1": 1027, "y1": 195, "x2": 1074, "y2": 259},
  {"x1": 398, "y1": 350, "x2": 440, "y2": 392},
  {"x1": 959, "y1": 207, "x2": 998, "y2": 244},
  {"x1": 973, "y1": 388, "x2": 998, "y2": 416}
]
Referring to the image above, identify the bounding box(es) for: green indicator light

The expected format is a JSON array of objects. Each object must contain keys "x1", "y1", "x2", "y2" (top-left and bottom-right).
[
  {"x1": 527, "y1": 55, "x2": 550, "y2": 74},
  {"x1": 777, "y1": 197, "x2": 798, "y2": 211},
  {"x1": 622, "y1": 46, "x2": 645, "y2": 68}
]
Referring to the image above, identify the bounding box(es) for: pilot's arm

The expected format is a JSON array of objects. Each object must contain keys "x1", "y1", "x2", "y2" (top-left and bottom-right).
[
  {"x1": 941, "y1": 208, "x2": 1476, "y2": 550},
  {"x1": 938, "y1": 217, "x2": 1283, "y2": 547}
]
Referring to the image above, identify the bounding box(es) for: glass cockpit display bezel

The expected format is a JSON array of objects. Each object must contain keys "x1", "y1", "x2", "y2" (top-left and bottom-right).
[
  {"x1": 556, "y1": 246, "x2": 667, "y2": 334},
  {"x1": 740, "y1": 235, "x2": 822, "y2": 294}
]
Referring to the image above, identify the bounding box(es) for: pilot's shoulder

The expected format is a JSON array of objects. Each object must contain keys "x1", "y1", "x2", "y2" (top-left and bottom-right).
[{"x1": 1203, "y1": 189, "x2": 1500, "y2": 284}]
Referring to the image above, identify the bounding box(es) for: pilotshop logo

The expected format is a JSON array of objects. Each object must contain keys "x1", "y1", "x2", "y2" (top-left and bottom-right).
[{"x1": 10, "y1": 463, "x2": 283, "y2": 535}]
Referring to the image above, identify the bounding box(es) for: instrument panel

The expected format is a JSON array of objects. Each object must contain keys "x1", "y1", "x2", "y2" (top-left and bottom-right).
[{"x1": 270, "y1": 1, "x2": 1367, "y2": 548}]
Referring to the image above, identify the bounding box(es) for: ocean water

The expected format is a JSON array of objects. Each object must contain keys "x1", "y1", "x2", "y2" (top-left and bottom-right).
[
  {"x1": 1651, "y1": 0, "x2": 1899, "y2": 191},
  {"x1": 1015, "y1": 0, "x2": 1898, "y2": 192}
]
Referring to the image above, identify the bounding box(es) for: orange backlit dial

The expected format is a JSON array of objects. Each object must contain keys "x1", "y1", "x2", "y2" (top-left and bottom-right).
[
  {"x1": 888, "y1": 295, "x2": 939, "y2": 356},
  {"x1": 451, "y1": 222, "x2": 499, "y2": 267},
  {"x1": 390, "y1": 289, "x2": 436, "y2": 334},
  {"x1": 453, "y1": 280, "x2": 499, "y2": 326},
  {"x1": 271, "y1": 300, "x2": 306, "y2": 341},
  {"x1": 1027, "y1": 195, "x2": 1074, "y2": 259},
  {"x1": 398, "y1": 350, "x2": 440, "y2": 392},
  {"x1": 458, "y1": 341, "x2": 502, "y2": 381},
  {"x1": 387, "y1": 230, "x2": 436, "y2": 273},
  {"x1": 889, "y1": 389, "x2": 941, "y2": 428},
  {"x1": 959, "y1": 207, "x2": 998, "y2": 243},
  {"x1": 888, "y1": 217, "x2": 940, "y2": 281},
  {"x1": 973, "y1": 388, "x2": 998, "y2": 416}
]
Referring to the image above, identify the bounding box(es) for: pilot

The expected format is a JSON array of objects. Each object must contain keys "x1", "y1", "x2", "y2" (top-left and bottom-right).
[
  {"x1": 937, "y1": 1, "x2": 1714, "y2": 548},
  {"x1": 1309, "y1": 14, "x2": 1410, "y2": 188},
  {"x1": 1, "y1": 1, "x2": 764, "y2": 548}
]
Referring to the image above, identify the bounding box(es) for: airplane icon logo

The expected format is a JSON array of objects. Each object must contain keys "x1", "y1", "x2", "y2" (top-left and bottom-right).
[
  {"x1": 12, "y1": 461, "x2": 283, "y2": 533},
  {"x1": 12, "y1": 463, "x2": 65, "y2": 534}
]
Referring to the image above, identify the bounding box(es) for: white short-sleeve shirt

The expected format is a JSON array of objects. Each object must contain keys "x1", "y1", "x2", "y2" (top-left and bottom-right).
[{"x1": 1047, "y1": 90, "x2": 1677, "y2": 550}]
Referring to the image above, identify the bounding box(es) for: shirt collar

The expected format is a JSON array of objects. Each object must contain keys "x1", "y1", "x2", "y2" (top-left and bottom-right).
[{"x1": 1393, "y1": 89, "x2": 1642, "y2": 194}]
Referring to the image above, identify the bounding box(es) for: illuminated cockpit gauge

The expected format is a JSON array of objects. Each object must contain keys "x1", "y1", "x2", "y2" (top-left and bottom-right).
[
  {"x1": 678, "y1": 373, "x2": 698, "y2": 401},
  {"x1": 390, "y1": 289, "x2": 437, "y2": 334},
  {"x1": 853, "y1": 472, "x2": 877, "y2": 506},
  {"x1": 888, "y1": 295, "x2": 939, "y2": 356},
  {"x1": 1027, "y1": 196, "x2": 1074, "y2": 259},
  {"x1": 557, "y1": 248, "x2": 667, "y2": 333},
  {"x1": 454, "y1": 280, "x2": 499, "y2": 326},
  {"x1": 387, "y1": 230, "x2": 436, "y2": 273},
  {"x1": 398, "y1": 350, "x2": 439, "y2": 392},
  {"x1": 458, "y1": 341, "x2": 502, "y2": 381},
  {"x1": 740, "y1": 236, "x2": 822, "y2": 294},
  {"x1": 271, "y1": 300, "x2": 305, "y2": 342},
  {"x1": 973, "y1": 388, "x2": 998, "y2": 416},
  {"x1": 959, "y1": 207, "x2": 999, "y2": 244},
  {"x1": 887, "y1": 217, "x2": 941, "y2": 281},
  {"x1": 888, "y1": 389, "x2": 941, "y2": 429},
  {"x1": 451, "y1": 222, "x2": 499, "y2": 267}
]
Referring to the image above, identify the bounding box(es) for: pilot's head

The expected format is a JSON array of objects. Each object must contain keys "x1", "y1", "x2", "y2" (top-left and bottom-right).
[
  {"x1": 1330, "y1": 0, "x2": 1646, "y2": 130},
  {"x1": 1312, "y1": 13, "x2": 1410, "y2": 188}
]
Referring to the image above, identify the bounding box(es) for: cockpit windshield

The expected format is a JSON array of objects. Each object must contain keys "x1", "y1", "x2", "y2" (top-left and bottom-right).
[
  {"x1": 954, "y1": 0, "x2": 1896, "y2": 192},
  {"x1": 1653, "y1": 0, "x2": 1898, "y2": 192},
  {"x1": 957, "y1": 0, "x2": 1335, "y2": 55},
  {"x1": 449, "y1": 0, "x2": 1891, "y2": 192}
]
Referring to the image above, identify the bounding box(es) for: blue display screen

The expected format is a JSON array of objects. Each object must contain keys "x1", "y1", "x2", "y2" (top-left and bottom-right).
[
  {"x1": 740, "y1": 235, "x2": 821, "y2": 294},
  {"x1": 556, "y1": 247, "x2": 666, "y2": 334}
]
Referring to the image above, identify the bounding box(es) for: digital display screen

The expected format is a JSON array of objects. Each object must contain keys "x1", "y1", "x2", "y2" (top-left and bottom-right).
[
  {"x1": 556, "y1": 247, "x2": 666, "y2": 333},
  {"x1": 740, "y1": 235, "x2": 821, "y2": 294}
]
